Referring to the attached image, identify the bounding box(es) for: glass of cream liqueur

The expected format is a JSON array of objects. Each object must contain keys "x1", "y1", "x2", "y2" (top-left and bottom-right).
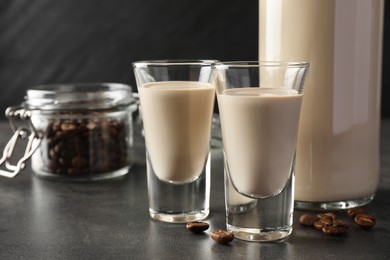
[
  {"x1": 133, "y1": 60, "x2": 216, "y2": 223},
  {"x1": 213, "y1": 61, "x2": 309, "y2": 242}
]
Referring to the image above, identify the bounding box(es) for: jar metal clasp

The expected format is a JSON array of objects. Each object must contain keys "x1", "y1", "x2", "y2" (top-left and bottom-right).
[{"x1": 0, "y1": 106, "x2": 42, "y2": 178}]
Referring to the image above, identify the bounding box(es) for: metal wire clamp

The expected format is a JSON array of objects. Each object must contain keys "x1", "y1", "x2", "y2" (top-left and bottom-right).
[{"x1": 0, "y1": 107, "x2": 42, "y2": 178}]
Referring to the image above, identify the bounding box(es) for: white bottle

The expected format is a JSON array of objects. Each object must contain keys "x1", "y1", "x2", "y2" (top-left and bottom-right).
[{"x1": 259, "y1": 0, "x2": 384, "y2": 209}]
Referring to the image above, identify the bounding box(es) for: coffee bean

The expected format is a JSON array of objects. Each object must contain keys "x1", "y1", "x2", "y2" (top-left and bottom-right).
[
  {"x1": 55, "y1": 168, "x2": 66, "y2": 175},
  {"x1": 347, "y1": 207, "x2": 365, "y2": 219},
  {"x1": 60, "y1": 150, "x2": 71, "y2": 160},
  {"x1": 54, "y1": 143, "x2": 63, "y2": 153},
  {"x1": 317, "y1": 212, "x2": 337, "y2": 220},
  {"x1": 314, "y1": 221, "x2": 324, "y2": 230},
  {"x1": 61, "y1": 122, "x2": 76, "y2": 131},
  {"x1": 58, "y1": 157, "x2": 67, "y2": 166},
  {"x1": 186, "y1": 222, "x2": 209, "y2": 233},
  {"x1": 110, "y1": 126, "x2": 118, "y2": 137},
  {"x1": 210, "y1": 230, "x2": 234, "y2": 244},
  {"x1": 314, "y1": 218, "x2": 332, "y2": 230},
  {"x1": 55, "y1": 131, "x2": 65, "y2": 139},
  {"x1": 71, "y1": 156, "x2": 87, "y2": 168},
  {"x1": 67, "y1": 168, "x2": 79, "y2": 176},
  {"x1": 355, "y1": 214, "x2": 376, "y2": 229},
  {"x1": 86, "y1": 122, "x2": 97, "y2": 130},
  {"x1": 299, "y1": 214, "x2": 318, "y2": 226},
  {"x1": 49, "y1": 149, "x2": 57, "y2": 160},
  {"x1": 322, "y1": 221, "x2": 349, "y2": 236},
  {"x1": 52, "y1": 122, "x2": 60, "y2": 131},
  {"x1": 333, "y1": 219, "x2": 349, "y2": 227}
]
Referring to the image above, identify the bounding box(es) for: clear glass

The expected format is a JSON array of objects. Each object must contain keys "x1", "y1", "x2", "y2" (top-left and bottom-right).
[
  {"x1": 259, "y1": 0, "x2": 384, "y2": 210},
  {"x1": 133, "y1": 60, "x2": 216, "y2": 223},
  {"x1": 25, "y1": 83, "x2": 135, "y2": 181},
  {"x1": 213, "y1": 61, "x2": 308, "y2": 242}
]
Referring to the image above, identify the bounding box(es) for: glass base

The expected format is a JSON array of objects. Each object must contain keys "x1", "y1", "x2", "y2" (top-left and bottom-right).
[
  {"x1": 294, "y1": 194, "x2": 375, "y2": 211},
  {"x1": 227, "y1": 224, "x2": 292, "y2": 242},
  {"x1": 229, "y1": 200, "x2": 258, "y2": 214},
  {"x1": 33, "y1": 166, "x2": 130, "y2": 182},
  {"x1": 149, "y1": 209, "x2": 209, "y2": 223}
]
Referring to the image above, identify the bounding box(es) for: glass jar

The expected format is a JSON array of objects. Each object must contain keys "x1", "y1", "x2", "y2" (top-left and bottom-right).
[{"x1": 1, "y1": 83, "x2": 137, "y2": 181}]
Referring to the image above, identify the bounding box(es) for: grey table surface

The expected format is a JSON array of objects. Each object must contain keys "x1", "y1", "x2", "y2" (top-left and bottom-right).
[{"x1": 0, "y1": 119, "x2": 389, "y2": 260}]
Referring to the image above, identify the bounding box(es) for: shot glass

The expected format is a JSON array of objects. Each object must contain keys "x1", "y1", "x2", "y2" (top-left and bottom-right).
[
  {"x1": 213, "y1": 61, "x2": 308, "y2": 242},
  {"x1": 133, "y1": 60, "x2": 216, "y2": 223}
]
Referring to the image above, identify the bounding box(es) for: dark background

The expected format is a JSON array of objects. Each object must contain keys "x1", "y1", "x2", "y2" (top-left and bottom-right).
[{"x1": 0, "y1": 0, "x2": 389, "y2": 119}]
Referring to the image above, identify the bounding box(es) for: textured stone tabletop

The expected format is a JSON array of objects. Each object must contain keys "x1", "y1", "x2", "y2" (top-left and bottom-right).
[{"x1": 0, "y1": 120, "x2": 389, "y2": 260}]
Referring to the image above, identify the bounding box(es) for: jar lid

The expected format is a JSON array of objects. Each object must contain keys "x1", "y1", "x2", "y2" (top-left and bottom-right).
[{"x1": 24, "y1": 83, "x2": 135, "y2": 111}]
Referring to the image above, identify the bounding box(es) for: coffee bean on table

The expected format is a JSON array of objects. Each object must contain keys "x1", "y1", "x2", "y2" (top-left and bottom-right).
[
  {"x1": 333, "y1": 219, "x2": 349, "y2": 227},
  {"x1": 322, "y1": 220, "x2": 349, "y2": 236},
  {"x1": 314, "y1": 218, "x2": 333, "y2": 230},
  {"x1": 210, "y1": 230, "x2": 234, "y2": 244},
  {"x1": 347, "y1": 207, "x2": 365, "y2": 219},
  {"x1": 354, "y1": 214, "x2": 376, "y2": 229},
  {"x1": 186, "y1": 222, "x2": 209, "y2": 233},
  {"x1": 299, "y1": 209, "x2": 375, "y2": 238},
  {"x1": 299, "y1": 214, "x2": 318, "y2": 226},
  {"x1": 317, "y1": 212, "x2": 337, "y2": 220}
]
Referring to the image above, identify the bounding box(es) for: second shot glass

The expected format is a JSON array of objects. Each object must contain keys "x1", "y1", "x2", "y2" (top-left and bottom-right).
[{"x1": 213, "y1": 61, "x2": 308, "y2": 242}]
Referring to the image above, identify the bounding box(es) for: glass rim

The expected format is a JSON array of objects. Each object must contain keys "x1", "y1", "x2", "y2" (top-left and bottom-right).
[
  {"x1": 212, "y1": 61, "x2": 309, "y2": 69},
  {"x1": 27, "y1": 82, "x2": 131, "y2": 93},
  {"x1": 24, "y1": 82, "x2": 135, "y2": 110},
  {"x1": 132, "y1": 59, "x2": 219, "y2": 67}
]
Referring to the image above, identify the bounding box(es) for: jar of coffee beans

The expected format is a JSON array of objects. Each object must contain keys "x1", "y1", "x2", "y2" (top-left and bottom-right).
[{"x1": 1, "y1": 83, "x2": 137, "y2": 181}]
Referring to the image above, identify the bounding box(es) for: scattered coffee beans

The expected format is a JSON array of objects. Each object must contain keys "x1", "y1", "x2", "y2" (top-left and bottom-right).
[
  {"x1": 210, "y1": 230, "x2": 234, "y2": 244},
  {"x1": 312, "y1": 214, "x2": 348, "y2": 235},
  {"x1": 37, "y1": 115, "x2": 130, "y2": 178},
  {"x1": 186, "y1": 222, "x2": 209, "y2": 233},
  {"x1": 354, "y1": 214, "x2": 376, "y2": 229},
  {"x1": 298, "y1": 207, "x2": 376, "y2": 237}
]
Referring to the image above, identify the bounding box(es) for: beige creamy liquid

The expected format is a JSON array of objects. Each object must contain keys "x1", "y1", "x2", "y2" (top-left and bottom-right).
[
  {"x1": 218, "y1": 88, "x2": 303, "y2": 198},
  {"x1": 227, "y1": 180, "x2": 255, "y2": 206},
  {"x1": 259, "y1": 0, "x2": 383, "y2": 201},
  {"x1": 139, "y1": 81, "x2": 215, "y2": 184}
]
